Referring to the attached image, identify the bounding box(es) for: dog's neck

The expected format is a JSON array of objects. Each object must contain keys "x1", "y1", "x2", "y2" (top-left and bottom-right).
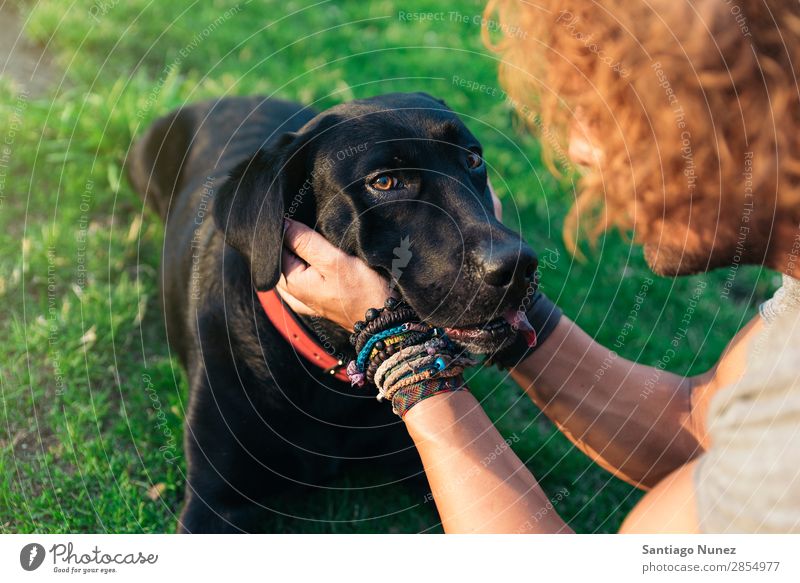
[{"x1": 295, "y1": 312, "x2": 354, "y2": 364}]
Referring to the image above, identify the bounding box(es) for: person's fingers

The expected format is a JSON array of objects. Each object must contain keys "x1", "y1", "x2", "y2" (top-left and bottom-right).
[
  {"x1": 274, "y1": 283, "x2": 316, "y2": 316},
  {"x1": 279, "y1": 248, "x2": 322, "y2": 294},
  {"x1": 280, "y1": 247, "x2": 308, "y2": 279},
  {"x1": 283, "y1": 218, "x2": 338, "y2": 267}
]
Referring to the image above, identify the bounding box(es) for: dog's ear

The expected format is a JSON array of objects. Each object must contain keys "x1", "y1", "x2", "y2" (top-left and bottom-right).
[
  {"x1": 213, "y1": 131, "x2": 308, "y2": 291},
  {"x1": 412, "y1": 92, "x2": 449, "y2": 110}
]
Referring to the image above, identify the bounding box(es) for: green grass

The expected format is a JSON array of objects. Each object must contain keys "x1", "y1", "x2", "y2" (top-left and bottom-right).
[{"x1": 0, "y1": 0, "x2": 779, "y2": 533}]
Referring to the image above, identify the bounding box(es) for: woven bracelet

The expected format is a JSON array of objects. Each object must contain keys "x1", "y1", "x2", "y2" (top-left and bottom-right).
[
  {"x1": 374, "y1": 343, "x2": 433, "y2": 389},
  {"x1": 391, "y1": 377, "x2": 467, "y2": 417}
]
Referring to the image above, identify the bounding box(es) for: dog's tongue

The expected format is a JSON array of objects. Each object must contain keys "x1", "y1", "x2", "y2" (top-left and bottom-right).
[{"x1": 504, "y1": 308, "x2": 537, "y2": 348}]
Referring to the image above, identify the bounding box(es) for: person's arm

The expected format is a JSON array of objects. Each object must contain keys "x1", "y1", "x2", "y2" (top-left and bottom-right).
[
  {"x1": 405, "y1": 389, "x2": 572, "y2": 533},
  {"x1": 619, "y1": 460, "x2": 701, "y2": 533},
  {"x1": 405, "y1": 381, "x2": 707, "y2": 534},
  {"x1": 510, "y1": 315, "x2": 763, "y2": 489}
]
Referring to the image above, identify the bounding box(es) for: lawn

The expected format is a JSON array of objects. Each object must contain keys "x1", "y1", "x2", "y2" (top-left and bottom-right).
[{"x1": 0, "y1": 0, "x2": 778, "y2": 533}]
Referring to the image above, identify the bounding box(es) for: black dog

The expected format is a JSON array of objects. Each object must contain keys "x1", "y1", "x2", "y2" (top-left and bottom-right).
[{"x1": 128, "y1": 92, "x2": 537, "y2": 533}]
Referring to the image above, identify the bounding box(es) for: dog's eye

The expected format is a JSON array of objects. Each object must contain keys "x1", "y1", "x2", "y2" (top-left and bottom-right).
[
  {"x1": 466, "y1": 150, "x2": 484, "y2": 169},
  {"x1": 370, "y1": 174, "x2": 401, "y2": 191}
]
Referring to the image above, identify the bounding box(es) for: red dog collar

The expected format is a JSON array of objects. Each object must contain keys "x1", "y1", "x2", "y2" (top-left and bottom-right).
[{"x1": 256, "y1": 289, "x2": 349, "y2": 381}]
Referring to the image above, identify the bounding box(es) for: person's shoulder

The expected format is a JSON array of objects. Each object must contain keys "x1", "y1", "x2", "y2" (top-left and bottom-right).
[
  {"x1": 708, "y1": 302, "x2": 800, "y2": 430},
  {"x1": 760, "y1": 274, "x2": 800, "y2": 324},
  {"x1": 697, "y1": 301, "x2": 800, "y2": 533},
  {"x1": 759, "y1": 301, "x2": 800, "y2": 363}
]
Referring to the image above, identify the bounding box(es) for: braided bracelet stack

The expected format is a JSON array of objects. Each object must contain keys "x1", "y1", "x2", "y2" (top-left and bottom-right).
[{"x1": 346, "y1": 298, "x2": 474, "y2": 416}]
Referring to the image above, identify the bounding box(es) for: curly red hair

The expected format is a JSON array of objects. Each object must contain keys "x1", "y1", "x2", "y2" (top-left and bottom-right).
[{"x1": 485, "y1": 0, "x2": 800, "y2": 261}]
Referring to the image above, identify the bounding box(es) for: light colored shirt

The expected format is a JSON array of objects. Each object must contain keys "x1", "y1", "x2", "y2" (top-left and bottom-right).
[
  {"x1": 759, "y1": 274, "x2": 800, "y2": 323},
  {"x1": 695, "y1": 277, "x2": 800, "y2": 532}
]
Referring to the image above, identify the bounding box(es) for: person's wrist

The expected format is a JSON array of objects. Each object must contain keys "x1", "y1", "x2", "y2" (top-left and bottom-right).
[
  {"x1": 401, "y1": 387, "x2": 470, "y2": 427},
  {"x1": 346, "y1": 300, "x2": 473, "y2": 415},
  {"x1": 403, "y1": 389, "x2": 486, "y2": 447},
  {"x1": 390, "y1": 376, "x2": 467, "y2": 418}
]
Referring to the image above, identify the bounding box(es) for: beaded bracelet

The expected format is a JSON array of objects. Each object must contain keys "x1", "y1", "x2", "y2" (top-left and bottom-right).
[
  {"x1": 350, "y1": 298, "x2": 415, "y2": 350},
  {"x1": 365, "y1": 330, "x2": 431, "y2": 384},
  {"x1": 347, "y1": 298, "x2": 420, "y2": 387},
  {"x1": 346, "y1": 298, "x2": 475, "y2": 416},
  {"x1": 355, "y1": 324, "x2": 410, "y2": 370},
  {"x1": 354, "y1": 308, "x2": 419, "y2": 353}
]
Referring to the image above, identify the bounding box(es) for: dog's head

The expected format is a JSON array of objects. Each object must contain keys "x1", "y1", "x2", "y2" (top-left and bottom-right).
[{"x1": 214, "y1": 92, "x2": 537, "y2": 352}]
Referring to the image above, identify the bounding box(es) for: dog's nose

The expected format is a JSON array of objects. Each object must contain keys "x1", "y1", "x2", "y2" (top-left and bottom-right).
[{"x1": 477, "y1": 240, "x2": 538, "y2": 289}]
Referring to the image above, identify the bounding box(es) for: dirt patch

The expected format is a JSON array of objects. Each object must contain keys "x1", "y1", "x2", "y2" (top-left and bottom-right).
[{"x1": 0, "y1": 3, "x2": 59, "y2": 96}]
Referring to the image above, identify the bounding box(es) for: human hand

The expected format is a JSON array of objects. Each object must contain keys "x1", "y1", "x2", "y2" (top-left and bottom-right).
[{"x1": 276, "y1": 219, "x2": 393, "y2": 332}]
